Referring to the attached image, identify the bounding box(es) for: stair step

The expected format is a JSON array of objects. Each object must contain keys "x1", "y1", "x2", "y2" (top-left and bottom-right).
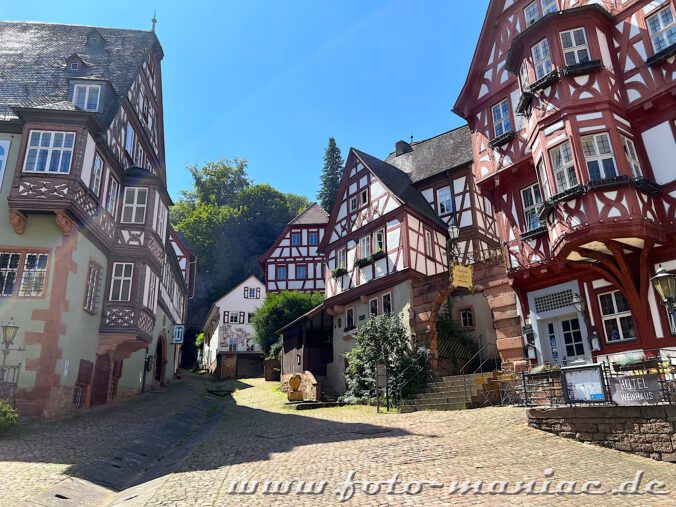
[{"x1": 400, "y1": 402, "x2": 470, "y2": 413}]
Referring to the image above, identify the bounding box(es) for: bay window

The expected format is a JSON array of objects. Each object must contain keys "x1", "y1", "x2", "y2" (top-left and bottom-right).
[
  {"x1": 121, "y1": 187, "x2": 148, "y2": 224},
  {"x1": 560, "y1": 28, "x2": 590, "y2": 66},
  {"x1": 519, "y1": 61, "x2": 530, "y2": 91},
  {"x1": 524, "y1": 2, "x2": 539, "y2": 26},
  {"x1": 621, "y1": 136, "x2": 642, "y2": 177},
  {"x1": 537, "y1": 159, "x2": 551, "y2": 199},
  {"x1": 491, "y1": 99, "x2": 512, "y2": 137},
  {"x1": 23, "y1": 131, "x2": 75, "y2": 173},
  {"x1": 531, "y1": 38, "x2": 553, "y2": 79},
  {"x1": 90, "y1": 153, "x2": 103, "y2": 196},
  {"x1": 124, "y1": 122, "x2": 134, "y2": 155},
  {"x1": 73, "y1": 84, "x2": 100, "y2": 111},
  {"x1": 581, "y1": 133, "x2": 617, "y2": 181},
  {"x1": 647, "y1": 5, "x2": 675, "y2": 53},
  {"x1": 541, "y1": 0, "x2": 557, "y2": 15},
  {"x1": 437, "y1": 186, "x2": 453, "y2": 215},
  {"x1": 109, "y1": 262, "x2": 133, "y2": 301},
  {"x1": 521, "y1": 183, "x2": 543, "y2": 232},
  {"x1": 549, "y1": 141, "x2": 578, "y2": 193},
  {"x1": 598, "y1": 290, "x2": 635, "y2": 343},
  {"x1": 105, "y1": 176, "x2": 119, "y2": 216}
]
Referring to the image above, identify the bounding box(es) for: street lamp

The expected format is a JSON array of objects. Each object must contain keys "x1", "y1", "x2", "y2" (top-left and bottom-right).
[
  {"x1": 447, "y1": 224, "x2": 461, "y2": 264},
  {"x1": 2, "y1": 317, "x2": 19, "y2": 347},
  {"x1": 651, "y1": 267, "x2": 676, "y2": 328},
  {"x1": 571, "y1": 293, "x2": 601, "y2": 352}
]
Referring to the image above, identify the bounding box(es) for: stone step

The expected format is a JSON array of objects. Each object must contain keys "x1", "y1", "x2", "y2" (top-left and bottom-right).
[
  {"x1": 400, "y1": 401, "x2": 470, "y2": 413},
  {"x1": 414, "y1": 388, "x2": 478, "y2": 399},
  {"x1": 403, "y1": 394, "x2": 470, "y2": 405}
]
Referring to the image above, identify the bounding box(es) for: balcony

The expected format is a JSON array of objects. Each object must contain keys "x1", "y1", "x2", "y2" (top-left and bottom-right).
[{"x1": 100, "y1": 303, "x2": 156, "y2": 341}]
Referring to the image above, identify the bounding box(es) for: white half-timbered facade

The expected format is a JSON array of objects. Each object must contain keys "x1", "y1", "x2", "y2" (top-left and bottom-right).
[{"x1": 259, "y1": 203, "x2": 328, "y2": 293}]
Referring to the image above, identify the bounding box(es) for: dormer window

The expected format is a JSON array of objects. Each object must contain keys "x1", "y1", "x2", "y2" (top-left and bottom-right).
[
  {"x1": 91, "y1": 36, "x2": 99, "y2": 45},
  {"x1": 70, "y1": 62, "x2": 79, "y2": 71},
  {"x1": 73, "y1": 84, "x2": 101, "y2": 111}
]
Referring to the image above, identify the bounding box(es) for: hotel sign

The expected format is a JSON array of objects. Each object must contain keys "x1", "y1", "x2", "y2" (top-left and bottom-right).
[
  {"x1": 451, "y1": 264, "x2": 473, "y2": 290},
  {"x1": 609, "y1": 375, "x2": 663, "y2": 406}
]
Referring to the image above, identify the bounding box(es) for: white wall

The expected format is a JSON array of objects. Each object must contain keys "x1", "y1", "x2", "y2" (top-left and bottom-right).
[{"x1": 641, "y1": 121, "x2": 676, "y2": 185}]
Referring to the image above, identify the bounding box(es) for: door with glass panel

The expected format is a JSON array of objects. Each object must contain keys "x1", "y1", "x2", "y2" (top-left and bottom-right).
[{"x1": 542, "y1": 317, "x2": 586, "y2": 365}]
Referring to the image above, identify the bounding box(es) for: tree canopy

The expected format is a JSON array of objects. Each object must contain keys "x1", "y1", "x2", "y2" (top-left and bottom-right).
[
  {"x1": 317, "y1": 137, "x2": 344, "y2": 213},
  {"x1": 170, "y1": 158, "x2": 310, "y2": 344},
  {"x1": 252, "y1": 291, "x2": 324, "y2": 353}
]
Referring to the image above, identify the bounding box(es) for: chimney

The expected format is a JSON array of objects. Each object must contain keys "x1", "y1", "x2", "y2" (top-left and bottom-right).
[{"x1": 395, "y1": 140, "x2": 413, "y2": 156}]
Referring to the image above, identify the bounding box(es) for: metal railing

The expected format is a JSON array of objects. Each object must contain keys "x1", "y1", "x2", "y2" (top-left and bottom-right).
[
  {"x1": 459, "y1": 342, "x2": 498, "y2": 404},
  {"x1": 396, "y1": 348, "x2": 434, "y2": 407}
]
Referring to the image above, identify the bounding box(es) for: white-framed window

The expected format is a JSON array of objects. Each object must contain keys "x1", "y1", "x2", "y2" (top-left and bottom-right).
[
  {"x1": 349, "y1": 196, "x2": 357, "y2": 211},
  {"x1": 70, "y1": 62, "x2": 79, "y2": 71},
  {"x1": 73, "y1": 84, "x2": 101, "y2": 111},
  {"x1": 229, "y1": 312, "x2": 239, "y2": 324},
  {"x1": 621, "y1": 136, "x2": 642, "y2": 178},
  {"x1": 519, "y1": 61, "x2": 530, "y2": 91},
  {"x1": 134, "y1": 143, "x2": 144, "y2": 168},
  {"x1": 541, "y1": 0, "x2": 557, "y2": 15},
  {"x1": 537, "y1": 158, "x2": 551, "y2": 199},
  {"x1": 491, "y1": 99, "x2": 512, "y2": 138},
  {"x1": 155, "y1": 201, "x2": 168, "y2": 238},
  {"x1": 18, "y1": 253, "x2": 49, "y2": 297},
  {"x1": 291, "y1": 232, "x2": 301, "y2": 246},
  {"x1": 549, "y1": 141, "x2": 578, "y2": 193},
  {"x1": 145, "y1": 270, "x2": 158, "y2": 312},
  {"x1": 581, "y1": 133, "x2": 617, "y2": 181},
  {"x1": 560, "y1": 28, "x2": 590, "y2": 66},
  {"x1": 121, "y1": 187, "x2": 148, "y2": 224},
  {"x1": 309, "y1": 231, "x2": 318, "y2": 245},
  {"x1": 90, "y1": 153, "x2": 103, "y2": 196},
  {"x1": 531, "y1": 38, "x2": 553, "y2": 79},
  {"x1": 424, "y1": 230, "x2": 433, "y2": 257},
  {"x1": 647, "y1": 5, "x2": 675, "y2": 53},
  {"x1": 524, "y1": 1, "x2": 540, "y2": 26},
  {"x1": 109, "y1": 262, "x2": 133, "y2": 301},
  {"x1": 124, "y1": 122, "x2": 135, "y2": 155},
  {"x1": 83, "y1": 262, "x2": 102, "y2": 313},
  {"x1": 369, "y1": 297, "x2": 378, "y2": 317},
  {"x1": 374, "y1": 228, "x2": 385, "y2": 252},
  {"x1": 105, "y1": 176, "x2": 119, "y2": 216},
  {"x1": 360, "y1": 188, "x2": 368, "y2": 207},
  {"x1": 23, "y1": 131, "x2": 75, "y2": 173},
  {"x1": 277, "y1": 265, "x2": 287, "y2": 280},
  {"x1": 359, "y1": 235, "x2": 371, "y2": 260},
  {"x1": 0, "y1": 252, "x2": 21, "y2": 297},
  {"x1": 346, "y1": 307, "x2": 355, "y2": 329},
  {"x1": 296, "y1": 264, "x2": 307, "y2": 279},
  {"x1": 437, "y1": 186, "x2": 453, "y2": 215},
  {"x1": 382, "y1": 292, "x2": 392, "y2": 314},
  {"x1": 521, "y1": 183, "x2": 543, "y2": 232},
  {"x1": 598, "y1": 290, "x2": 636, "y2": 343},
  {"x1": 459, "y1": 308, "x2": 474, "y2": 328},
  {"x1": 0, "y1": 140, "x2": 10, "y2": 192},
  {"x1": 337, "y1": 248, "x2": 347, "y2": 269}
]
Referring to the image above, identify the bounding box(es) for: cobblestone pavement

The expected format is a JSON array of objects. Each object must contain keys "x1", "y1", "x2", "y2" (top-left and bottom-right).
[{"x1": 2, "y1": 377, "x2": 675, "y2": 507}]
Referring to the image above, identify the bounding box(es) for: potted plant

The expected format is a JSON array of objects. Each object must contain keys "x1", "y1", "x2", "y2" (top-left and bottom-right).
[
  {"x1": 355, "y1": 257, "x2": 371, "y2": 269},
  {"x1": 612, "y1": 352, "x2": 659, "y2": 372},
  {"x1": 528, "y1": 364, "x2": 561, "y2": 380},
  {"x1": 370, "y1": 249, "x2": 386, "y2": 262},
  {"x1": 331, "y1": 267, "x2": 347, "y2": 278}
]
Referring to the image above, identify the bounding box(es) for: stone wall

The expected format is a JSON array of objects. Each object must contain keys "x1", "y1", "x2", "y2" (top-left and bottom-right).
[{"x1": 528, "y1": 405, "x2": 676, "y2": 462}]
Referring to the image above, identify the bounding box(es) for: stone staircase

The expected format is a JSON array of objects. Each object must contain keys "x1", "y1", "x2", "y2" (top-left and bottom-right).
[{"x1": 400, "y1": 371, "x2": 499, "y2": 413}]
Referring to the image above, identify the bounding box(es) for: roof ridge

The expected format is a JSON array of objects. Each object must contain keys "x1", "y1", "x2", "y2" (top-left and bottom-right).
[{"x1": 0, "y1": 20, "x2": 153, "y2": 34}]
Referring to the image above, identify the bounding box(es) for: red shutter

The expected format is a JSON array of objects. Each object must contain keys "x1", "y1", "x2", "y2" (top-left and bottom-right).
[{"x1": 76, "y1": 359, "x2": 94, "y2": 384}]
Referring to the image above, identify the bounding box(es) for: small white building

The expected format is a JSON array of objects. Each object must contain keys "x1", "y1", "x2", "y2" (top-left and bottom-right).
[{"x1": 201, "y1": 275, "x2": 266, "y2": 379}]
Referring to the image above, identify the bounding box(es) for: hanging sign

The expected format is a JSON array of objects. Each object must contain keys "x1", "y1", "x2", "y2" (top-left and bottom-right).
[
  {"x1": 172, "y1": 325, "x2": 184, "y2": 344},
  {"x1": 609, "y1": 374, "x2": 663, "y2": 406},
  {"x1": 451, "y1": 264, "x2": 473, "y2": 289}
]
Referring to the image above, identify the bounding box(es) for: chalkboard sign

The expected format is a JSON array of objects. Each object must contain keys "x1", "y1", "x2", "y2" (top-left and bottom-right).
[
  {"x1": 562, "y1": 364, "x2": 607, "y2": 404},
  {"x1": 609, "y1": 374, "x2": 663, "y2": 405}
]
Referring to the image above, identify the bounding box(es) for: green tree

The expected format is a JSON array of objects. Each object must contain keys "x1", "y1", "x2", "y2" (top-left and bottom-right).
[
  {"x1": 185, "y1": 158, "x2": 250, "y2": 206},
  {"x1": 317, "y1": 137, "x2": 344, "y2": 213},
  {"x1": 343, "y1": 314, "x2": 428, "y2": 406},
  {"x1": 252, "y1": 291, "x2": 324, "y2": 353}
]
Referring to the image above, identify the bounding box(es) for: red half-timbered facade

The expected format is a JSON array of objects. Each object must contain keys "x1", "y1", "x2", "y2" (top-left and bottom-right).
[
  {"x1": 259, "y1": 203, "x2": 328, "y2": 293},
  {"x1": 454, "y1": 0, "x2": 676, "y2": 366}
]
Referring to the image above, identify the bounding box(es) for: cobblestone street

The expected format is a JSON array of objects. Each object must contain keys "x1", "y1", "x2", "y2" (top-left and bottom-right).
[{"x1": 1, "y1": 376, "x2": 674, "y2": 506}]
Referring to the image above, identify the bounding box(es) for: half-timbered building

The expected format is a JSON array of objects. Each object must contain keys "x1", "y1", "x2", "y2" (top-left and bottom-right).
[
  {"x1": 0, "y1": 21, "x2": 192, "y2": 417},
  {"x1": 258, "y1": 203, "x2": 328, "y2": 293},
  {"x1": 453, "y1": 0, "x2": 676, "y2": 367}
]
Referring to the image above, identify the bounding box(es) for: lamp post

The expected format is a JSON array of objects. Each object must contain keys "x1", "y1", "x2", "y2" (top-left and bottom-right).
[
  {"x1": 651, "y1": 267, "x2": 676, "y2": 331},
  {"x1": 1, "y1": 317, "x2": 22, "y2": 368},
  {"x1": 447, "y1": 223, "x2": 460, "y2": 264}
]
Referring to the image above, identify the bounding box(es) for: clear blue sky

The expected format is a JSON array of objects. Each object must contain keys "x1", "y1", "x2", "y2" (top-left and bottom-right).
[{"x1": 1, "y1": 0, "x2": 488, "y2": 201}]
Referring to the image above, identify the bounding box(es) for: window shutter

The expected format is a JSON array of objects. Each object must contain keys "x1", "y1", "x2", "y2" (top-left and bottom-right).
[
  {"x1": 77, "y1": 359, "x2": 94, "y2": 384},
  {"x1": 239, "y1": 311, "x2": 245, "y2": 324},
  {"x1": 256, "y1": 287, "x2": 260, "y2": 298},
  {"x1": 243, "y1": 286, "x2": 248, "y2": 298},
  {"x1": 223, "y1": 311, "x2": 229, "y2": 324}
]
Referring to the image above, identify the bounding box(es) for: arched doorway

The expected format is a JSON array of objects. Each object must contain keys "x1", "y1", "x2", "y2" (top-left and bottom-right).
[
  {"x1": 154, "y1": 335, "x2": 167, "y2": 385},
  {"x1": 91, "y1": 354, "x2": 111, "y2": 406}
]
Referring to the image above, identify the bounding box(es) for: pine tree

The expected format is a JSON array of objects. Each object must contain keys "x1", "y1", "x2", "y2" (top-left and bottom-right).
[{"x1": 317, "y1": 137, "x2": 344, "y2": 213}]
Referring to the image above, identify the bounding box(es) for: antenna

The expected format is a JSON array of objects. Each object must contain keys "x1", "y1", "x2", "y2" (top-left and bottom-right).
[
  {"x1": 151, "y1": 11, "x2": 158, "y2": 32},
  {"x1": 410, "y1": 129, "x2": 414, "y2": 143}
]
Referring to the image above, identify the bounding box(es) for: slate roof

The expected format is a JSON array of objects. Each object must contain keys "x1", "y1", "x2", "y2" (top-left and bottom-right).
[
  {"x1": 0, "y1": 21, "x2": 159, "y2": 124},
  {"x1": 385, "y1": 125, "x2": 473, "y2": 183},
  {"x1": 352, "y1": 149, "x2": 447, "y2": 230}
]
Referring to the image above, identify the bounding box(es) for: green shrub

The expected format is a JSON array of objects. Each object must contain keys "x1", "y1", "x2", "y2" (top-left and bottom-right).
[{"x1": 0, "y1": 400, "x2": 18, "y2": 433}]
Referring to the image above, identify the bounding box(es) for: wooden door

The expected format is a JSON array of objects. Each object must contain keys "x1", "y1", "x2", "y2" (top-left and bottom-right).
[{"x1": 90, "y1": 354, "x2": 111, "y2": 406}]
